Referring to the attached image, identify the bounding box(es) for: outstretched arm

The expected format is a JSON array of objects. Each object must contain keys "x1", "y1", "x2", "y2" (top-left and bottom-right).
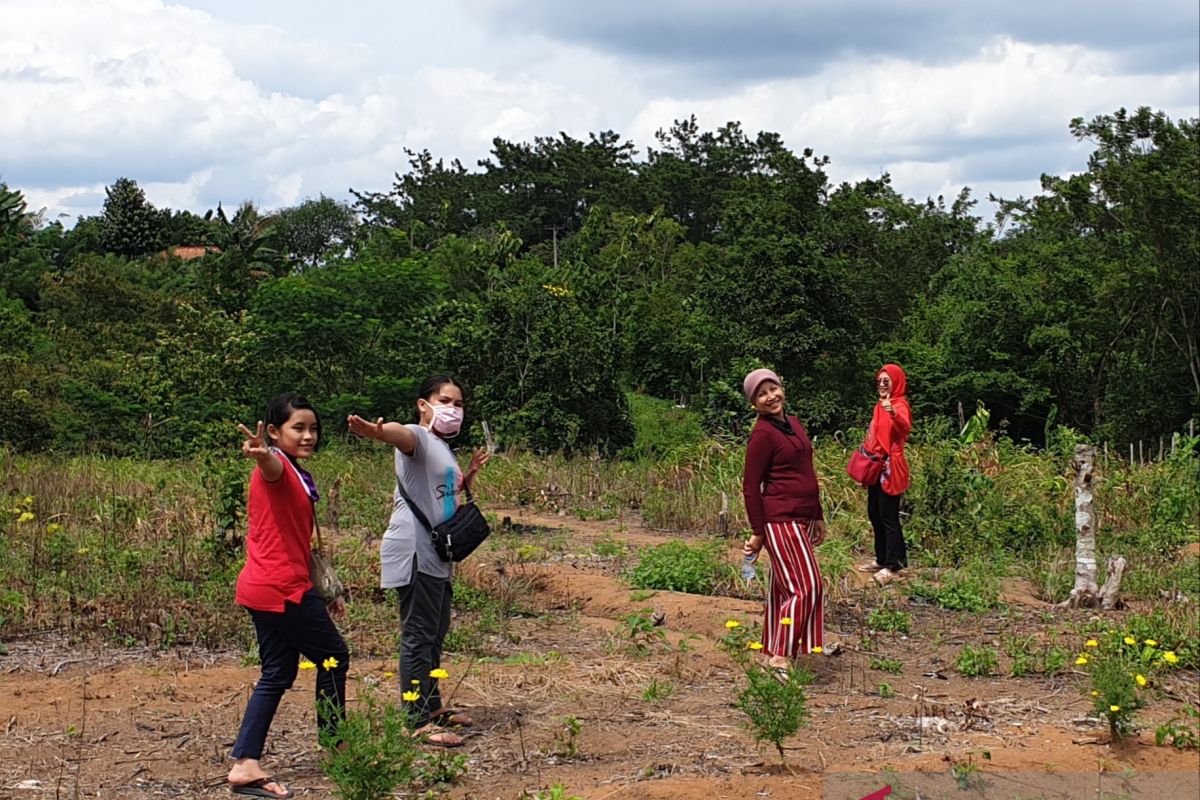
[
  {"x1": 347, "y1": 415, "x2": 418, "y2": 455},
  {"x1": 238, "y1": 421, "x2": 283, "y2": 482}
]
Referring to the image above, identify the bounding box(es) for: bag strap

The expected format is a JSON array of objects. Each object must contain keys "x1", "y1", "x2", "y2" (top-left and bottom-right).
[
  {"x1": 272, "y1": 447, "x2": 323, "y2": 551},
  {"x1": 395, "y1": 475, "x2": 436, "y2": 534}
]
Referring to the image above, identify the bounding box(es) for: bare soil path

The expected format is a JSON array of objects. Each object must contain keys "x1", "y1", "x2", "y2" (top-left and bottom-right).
[{"x1": 2, "y1": 509, "x2": 1197, "y2": 799}]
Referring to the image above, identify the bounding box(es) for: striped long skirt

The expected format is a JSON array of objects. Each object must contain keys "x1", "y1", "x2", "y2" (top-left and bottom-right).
[{"x1": 762, "y1": 519, "x2": 824, "y2": 657}]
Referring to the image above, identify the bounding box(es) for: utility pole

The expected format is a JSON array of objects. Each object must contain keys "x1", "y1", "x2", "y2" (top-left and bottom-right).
[{"x1": 545, "y1": 225, "x2": 563, "y2": 269}]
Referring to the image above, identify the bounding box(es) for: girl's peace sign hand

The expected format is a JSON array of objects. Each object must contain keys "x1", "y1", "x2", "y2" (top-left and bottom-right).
[{"x1": 238, "y1": 421, "x2": 270, "y2": 459}]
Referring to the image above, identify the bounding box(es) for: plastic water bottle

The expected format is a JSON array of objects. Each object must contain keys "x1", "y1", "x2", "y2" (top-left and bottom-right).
[{"x1": 741, "y1": 553, "x2": 757, "y2": 582}]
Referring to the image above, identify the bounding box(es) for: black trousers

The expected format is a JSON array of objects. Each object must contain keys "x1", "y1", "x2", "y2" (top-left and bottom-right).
[
  {"x1": 867, "y1": 483, "x2": 907, "y2": 571},
  {"x1": 232, "y1": 589, "x2": 349, "y2": 759},
  {"x1": 395, "y1": 560, "x2": 453, "y2": 728}
]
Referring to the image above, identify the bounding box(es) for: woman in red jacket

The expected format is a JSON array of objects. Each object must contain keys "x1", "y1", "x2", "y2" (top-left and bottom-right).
[
  {"x1": 741, "y1": 368, "x2": 826, "y2": 669},
  {"x1": 856, "y1": 364, "x2": 912, "y2": 586}
]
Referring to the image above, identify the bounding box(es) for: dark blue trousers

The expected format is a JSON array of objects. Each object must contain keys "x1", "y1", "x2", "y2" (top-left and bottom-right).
[{"x1": 231, "y1": 589, "x2": 349, "y2": 759}]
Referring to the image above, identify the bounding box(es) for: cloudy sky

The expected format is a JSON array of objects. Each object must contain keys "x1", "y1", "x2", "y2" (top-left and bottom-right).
[{"x1": 2, "y1": 0, "x2": 1197, "y2": 224}]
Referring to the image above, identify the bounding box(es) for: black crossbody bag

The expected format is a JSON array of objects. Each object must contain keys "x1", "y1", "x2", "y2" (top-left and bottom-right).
[{"x1": 395, "y1": 478, "x2": 491, "y2": 563}]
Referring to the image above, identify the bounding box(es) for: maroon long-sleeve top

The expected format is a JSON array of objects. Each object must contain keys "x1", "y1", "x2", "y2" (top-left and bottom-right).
[{"x1": 742, "y1": 414, "x2": 824, "y2": 536}]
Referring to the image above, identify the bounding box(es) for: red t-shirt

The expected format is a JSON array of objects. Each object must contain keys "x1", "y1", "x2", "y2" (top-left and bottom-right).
[
  {"x1": 742, "y1": 415, "x2": 825, "y2": 536},
  {"x1": 235, "y1": 459, "x2": 314, "y2": 612}
]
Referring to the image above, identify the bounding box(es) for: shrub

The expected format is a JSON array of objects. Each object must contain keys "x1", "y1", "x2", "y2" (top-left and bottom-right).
[
  {"x1": 736, "y1": 664, "x2": 812, "y2": 768},
  {"x1": 626, "y1": 539, "x2": 725, "y2": 595},
  {"x1": 321, "y1": 688, "x2": 421, "y2": 800},
  {"x1": 909, "y1": 567, "x2": 1000, "y2": 613}
]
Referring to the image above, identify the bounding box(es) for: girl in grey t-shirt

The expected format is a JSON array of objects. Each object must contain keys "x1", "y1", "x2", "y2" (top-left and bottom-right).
[{"x1": 347, "y1": 374, "x2": 489, "y2": 746}]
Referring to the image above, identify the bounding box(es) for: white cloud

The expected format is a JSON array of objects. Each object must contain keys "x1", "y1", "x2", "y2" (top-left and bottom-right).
[
  {"x1": 627, "y1": 38, "x2": 1199, "y2": 203},
  {"x1": 1, "y1": 1, "x2": 1196, "y2": 223}
]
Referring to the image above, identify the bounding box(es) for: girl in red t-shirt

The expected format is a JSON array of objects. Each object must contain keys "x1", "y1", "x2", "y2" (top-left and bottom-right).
[{"x1": 228, "y1": 394, "x2": 348, "y2": 799}]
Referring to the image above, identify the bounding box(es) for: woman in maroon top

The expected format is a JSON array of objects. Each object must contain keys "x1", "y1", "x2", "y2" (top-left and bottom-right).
[{"x1": 741, "y1": 369, "x2": 826, "y2": 669}]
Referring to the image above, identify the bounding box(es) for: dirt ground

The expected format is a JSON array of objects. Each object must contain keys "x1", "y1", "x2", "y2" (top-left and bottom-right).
[{"x1": 2, "y1": 509, "x2": 1197, "y2": 799}]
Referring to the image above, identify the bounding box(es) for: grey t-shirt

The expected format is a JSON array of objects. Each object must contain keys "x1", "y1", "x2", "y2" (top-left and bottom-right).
[{"x1": 380, "y1": 424, "x2": 460, "y2": 587}]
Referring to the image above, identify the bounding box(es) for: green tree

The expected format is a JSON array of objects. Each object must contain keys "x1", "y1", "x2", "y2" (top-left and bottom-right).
[{"x1": 99, "y1": 178, "x2": 165, "y2": 257}]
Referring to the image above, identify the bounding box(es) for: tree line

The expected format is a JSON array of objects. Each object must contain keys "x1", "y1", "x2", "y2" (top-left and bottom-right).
[{"x1": 0, "y1": 106, "x2": 1196, "y2": 456}]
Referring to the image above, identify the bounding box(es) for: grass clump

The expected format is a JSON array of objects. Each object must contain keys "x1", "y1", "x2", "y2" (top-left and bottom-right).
[
  {"x1": 866, "y1": 606, "x2": 911, "y2": 634},
  {"x1": 626, "y1": 539, "x2": 724, "y2": 595}
]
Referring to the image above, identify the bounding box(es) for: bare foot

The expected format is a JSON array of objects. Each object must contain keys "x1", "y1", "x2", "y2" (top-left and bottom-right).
[{"x1": 413, "y1": 724, "x2": 464, "y2": 747}]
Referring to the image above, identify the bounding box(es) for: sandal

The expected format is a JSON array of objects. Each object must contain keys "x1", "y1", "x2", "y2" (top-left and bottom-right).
[
  {"x1": 432, "y1": 707, "x2": 474, "y2": 727},
  {"x1": 856, "y1": 561, "x2": 885, "y2": 573},
  {"x1": 873, "y1": 568, "x2": 900, "y2": 586},
  {"x1": 230, "y1": 777, "x2": 292, "y2": 798}
]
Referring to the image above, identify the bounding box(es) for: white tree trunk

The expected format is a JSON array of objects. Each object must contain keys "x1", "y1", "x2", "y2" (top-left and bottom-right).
[
  {"x1": 1062, "y1": 444, "x2": 1099, "y2": 608},
  {"x1": 1099, "y1": 555, "x2": 1127, "y2": 610}
]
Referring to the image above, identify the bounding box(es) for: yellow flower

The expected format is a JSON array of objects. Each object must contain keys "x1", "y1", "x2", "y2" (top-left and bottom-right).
[
  {"x1": 1091, "y1": 690, "x2": 1100, "y2": 697},
  {"x1": 725, "y1": 620, "x2": 741, "y2": 629},
  {"x1": 1135, "y1": 674, "x2": 1147, "y2": 687},
  {"x1": 402, "y1": 690, "x2": 420, "y2": 702},
  {"x1": 1085, "y1": 639, "x2": 1098, "y2": 647},
  {"x1": 299, "y1": 660, "x2": 316, "y2": 670},
  {"x1": 780, "y1": 617, "x2": 793, "y2": 626},
  {"x1": 47, "y1": 523, "x2": 63, "y2": 534},
  {"x1": 1109, "y1": 705, "x2": 1121, "y2": 713},
  {"x1": 23, "y1": 495, "x2": 33, "y2": 506},
  {"x1": 76, "y1": 547, "x2": 89, "y2": 556},
  {"x1": 429, "y1": 668, "x2": 449, "y2": 680},
  {"x1": 747, "y1": 641, "x2": 764, "y2": 651},
  {"x1": 1075, "y1": 656, "x2": 1088, "y2": 665},
  {"x1": 322, "y1": 657, "x2": 339, "y2": 670},
  {"x1": 1123, "y1": 636, "x2": 1136, "y2": 645},
  {"x1": 1144, "y1": 639, "x2": 1158, "y2": 647},
  {"x1": 17, "y1": 512, "x2": 34, "y2": 524},
  {"x1": 1163, "y1": 651, "x2": 1179, "y2": 664},
  {"x1": 411, "y1": 679, "x2": 421, "y2": 685},
  {"x1": 812, "y1": 646, "x2": 823, "y2": 654},
  {"x1": 383, "y1": 671, "x2": 395, "y2": 679}
]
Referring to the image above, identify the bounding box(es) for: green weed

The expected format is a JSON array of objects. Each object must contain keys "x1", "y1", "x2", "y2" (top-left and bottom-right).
[{"x1": 955, "y1": 645, "x2": 999, "y2": 677}]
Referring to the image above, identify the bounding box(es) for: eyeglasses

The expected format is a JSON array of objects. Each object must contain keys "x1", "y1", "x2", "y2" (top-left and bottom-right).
[{"x1": 876, "y1": 378, "x2": 891, "y2": 385}]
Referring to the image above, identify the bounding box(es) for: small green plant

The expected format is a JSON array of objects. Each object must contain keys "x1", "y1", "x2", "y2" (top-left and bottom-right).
[
  {"x1": 551, "y1": 715, "x2": 582, "y2": 759},
  {"x1": 523, "y1": 785, "x2": 583, "y2": 800},
  {"x1": 643, "y1": 677, "x2": 676, "y2": 702},
  {"x1": 950, "y1": 750, "x2": 991, "y2": 790},
  {"x1": 1003, "y1": 634, "x2": 1066, "y2": 677},
  {"x1": 626, "y1": 539, "x2": 724, "y2": 595},
  {"x1": 1155, "y1": 706, "x2": 1200, "y2": 750},
  {"x1": 628, "y1": 588, "x2": 657, "y2": 602},
  {"x1": 866, "y1": 606, "x2": 911, "y2": 634},
  {"x1": 955, "y1": 645, "x2": 999, "y2": 677},
  {"x1": 613, "y1": 609, "x2": 667, "y2": 655},
  {"x1": 592, "y1": 534, "x2": 626, "y2": 558},
  {"x1": 877, "y1": 682, "x2": 895, "y2": 698},
  {"x1": 321, "y1": 689, "x2": 421, "y2": 800},
  {"x1": 869, "y1": 656, "x2": 904, "y2": 674},
  {"x1": 413, "y1": 749, "x2": 469, "y2": 789},
  {"x1": 736, "y1": 664, "x2": 812, "y2": 769}
]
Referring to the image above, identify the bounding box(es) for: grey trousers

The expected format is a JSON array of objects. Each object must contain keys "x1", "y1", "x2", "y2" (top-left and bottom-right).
[{"x1": 396, "y1": 560, "x2": 453, "y2": 727}]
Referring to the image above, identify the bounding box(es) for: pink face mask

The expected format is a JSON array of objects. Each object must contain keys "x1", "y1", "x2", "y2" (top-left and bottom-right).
[{"x1": 426, "y1": 403, "x2": 463, "y2": 437}]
